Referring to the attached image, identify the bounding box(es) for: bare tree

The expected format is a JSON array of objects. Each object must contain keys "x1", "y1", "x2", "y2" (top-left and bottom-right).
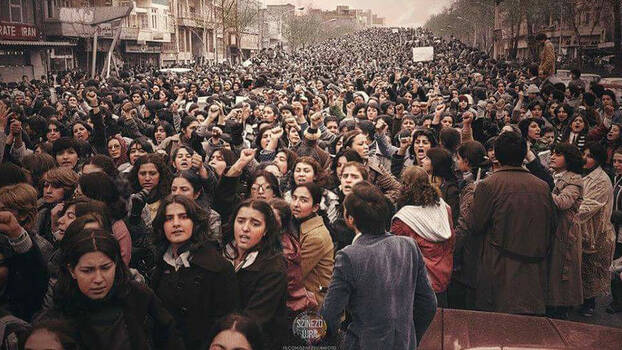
[{"x1": 613, "y1": 0, "x2": 622, "y2": 73}]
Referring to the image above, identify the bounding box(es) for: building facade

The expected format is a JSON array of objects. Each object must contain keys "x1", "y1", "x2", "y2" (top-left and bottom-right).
[
  {"x1": 0, "y1": 0, "x2": 75, "y2": 81},
  {"x1": 44, "y1": 0, "x2": 173, "y2": 71}
]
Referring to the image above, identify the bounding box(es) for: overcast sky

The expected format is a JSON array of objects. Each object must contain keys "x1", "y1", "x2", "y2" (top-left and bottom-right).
[{"x1": 264, "y1": 0, "x2": 453, "y2": 27}]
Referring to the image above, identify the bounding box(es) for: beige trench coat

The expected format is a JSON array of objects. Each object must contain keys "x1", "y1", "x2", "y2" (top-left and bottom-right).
[
  {"x1": 547, "y1": 171, "x2": 583, "y2": 306},
  {"x1": 577, "y1": 166, "x2": 616, "y2": 299}
]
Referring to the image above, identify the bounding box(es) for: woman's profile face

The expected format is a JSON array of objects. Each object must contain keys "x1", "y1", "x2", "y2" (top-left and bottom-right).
[{"x1": 70, "y1": 251, "x2": 116, "y2": 300}]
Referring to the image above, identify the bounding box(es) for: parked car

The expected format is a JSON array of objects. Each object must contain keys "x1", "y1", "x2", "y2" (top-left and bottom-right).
[
  {"x1": 419, "y1": 308, "x2": 622, "y2": 349},
  {"x1": 557, "y1": 69, "x2": 601, "y2": 87}
]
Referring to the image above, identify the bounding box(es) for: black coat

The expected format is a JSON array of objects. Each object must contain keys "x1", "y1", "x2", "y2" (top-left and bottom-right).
[
  {"x1": 41, "y1": 281, "x2": 185, "y2": 349},
  {"x1": 150, "y1": 243, "x2": 239, "y2": 349},
  {"x1": 0, "y1": 234, "x2": 48, "y2": 322},
  {"x1": 236, "y1": 251, "x2": 288, "y2": 348}
]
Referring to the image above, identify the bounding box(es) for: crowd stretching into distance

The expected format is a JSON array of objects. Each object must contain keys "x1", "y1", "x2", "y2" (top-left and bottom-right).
[{"x1": 0, "y1": 27, "x2": 621, "y2": 349}]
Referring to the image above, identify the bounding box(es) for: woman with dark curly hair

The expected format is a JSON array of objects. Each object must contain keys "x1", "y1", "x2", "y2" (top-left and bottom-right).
[
  {"x1": 223, "y1": 199, "x2": 287, "y2": 348},
  {"x1": 118, "y1": 137, "x2": 153, "y2": 174},
  {"x1": 392, "y1": 166, "x2": 454, "y2": 307},
  {"x1": 342, "y1": 129, "x2": 401, "y2": 202},
  {"x1": 128, "y1": 153, "x2": 173, "y2": 228},
  {"x1": 546, "y1": 142, "x2": 584, "y2": 319},
  {"x1": 150, "y1": 195, "x2": 238, "y2": 349},
  {"x1": 152, "y1": 120, "x2": 175, "y2": 147},
  {"x1": 41, "y1": 228, "x2": 184, "y2": 349},
  {"x1": 555, "y1": 111, "x2": 589, "y2": 152}
]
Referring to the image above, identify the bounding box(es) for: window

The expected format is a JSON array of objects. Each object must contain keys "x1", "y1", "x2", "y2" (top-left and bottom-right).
[
  {"x1": 139, "y1": 14, "x2": 148, "y2": 28},
  {"x1": 179, "y1": 28, "x2": 185, "y2": 51},
  {"x1": 151, "y1": 8, "x2": 158, "y2": 29},
  {"x1": 10, "y1": 0, "x2": 22, "y2": 23},
  {"x1": 186, "y1": 29, "x2": 190, "y2": 52},
  {"x1": 46, "y1": 0, "x2": 54, "y2": 18}
]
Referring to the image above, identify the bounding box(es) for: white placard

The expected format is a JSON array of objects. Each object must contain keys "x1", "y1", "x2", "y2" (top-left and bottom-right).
[
  {"x1": 392, "y1": 28, "x2": 399, "y2": 34},
  {"x1": 197, "y1": 96, "x2": 209, "y2": 108},
  {"x1": 412, "y1": 46, "x2": 434, "y2": 62}
]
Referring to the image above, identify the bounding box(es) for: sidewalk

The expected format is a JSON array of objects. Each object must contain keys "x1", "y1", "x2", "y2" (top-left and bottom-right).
[{"x1": 568, "y1": 295, "x2": 622, "y2": 328}]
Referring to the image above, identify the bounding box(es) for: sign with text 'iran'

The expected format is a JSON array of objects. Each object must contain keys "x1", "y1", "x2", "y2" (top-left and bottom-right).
[{"x1": 0, "y1": 22, "x2": 38, "y2": 41}]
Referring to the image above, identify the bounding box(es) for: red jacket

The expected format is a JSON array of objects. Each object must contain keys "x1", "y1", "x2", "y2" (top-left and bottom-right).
[{"x1": 391, "y1": 206, "x2": 455, "y2": 293}]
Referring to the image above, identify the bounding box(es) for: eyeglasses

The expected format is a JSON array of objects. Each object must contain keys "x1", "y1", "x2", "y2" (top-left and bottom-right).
[{"x1": 251, "y1": 184, "x2": 273, "y2": 192}]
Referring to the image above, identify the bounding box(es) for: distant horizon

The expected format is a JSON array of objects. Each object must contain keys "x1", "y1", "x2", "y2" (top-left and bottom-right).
[{"x1": 263, "y1": 0, "x2": 453, "y2": 27}]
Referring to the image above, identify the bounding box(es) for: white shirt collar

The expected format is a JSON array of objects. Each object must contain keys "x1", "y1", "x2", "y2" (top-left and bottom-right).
[
  {"x1": 163, "y1": 246, "x2": 191, "y2": 271},
  {"x1": 224, "y1": 242, "x2": 259, "y2": 272},
  {"x1": 352, "y1": 232, "x2": 363, "y2": 244}
]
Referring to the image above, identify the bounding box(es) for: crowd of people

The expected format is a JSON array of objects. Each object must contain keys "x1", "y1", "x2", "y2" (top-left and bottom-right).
[{"x1": 0, "y1": 26, "x2": 621, "y2": 349}]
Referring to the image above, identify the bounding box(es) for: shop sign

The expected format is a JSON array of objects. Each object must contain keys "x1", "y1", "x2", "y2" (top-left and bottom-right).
[
  {"x1": 126, "y1": 44, "x2": 161, "y2": 53},
  {"x1": 0, "y1": 22, "x2": 38, "y2": 41}
]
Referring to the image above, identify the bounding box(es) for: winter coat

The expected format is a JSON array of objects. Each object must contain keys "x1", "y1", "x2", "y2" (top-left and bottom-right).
[
  {"x1": 392, "y1": 201, "x2": 455, "y2": 293},
  {"x1": 233, "y1": 250, "x2": 288, "y2": 348},
  {"x1": 547, "y1": 171, "x2": 584, "y2": 307},
  {"x1": 0, "y1": 231, "x2": 49, "y2": 322},
  {"x1": 150, "y1": 243, "x2": 239, "y2": 349},
  {"x1": 281, "y1": 233, "x2": 318, "y2": 312},
  {"x1": 368, "y1": 157, "x2": 402, "y2": 203},
  {"x1": 320, "y1": 233, "x2": 437, "y2": 350},
  {"x1": 611, "y1": 174, "x2": 622, "y2": 243},
  {"x1": 539, "y1": 40, "x2": 556, "y2": 77},
  {"x1": 577, "y1": 166, "x2": 616, "y2": 299},
  {"x1": 41, "y1": 281, "x2": 185, "y2": 349},
  {"x1": 299, "y1": 215, "x2": 334, "y2": 306},
  {"x1": 467, "y1": 166, "x2": 555, "y2": 314},
  {"x1": 453, "y1": 181, "x2": 484, "y2": 290}
]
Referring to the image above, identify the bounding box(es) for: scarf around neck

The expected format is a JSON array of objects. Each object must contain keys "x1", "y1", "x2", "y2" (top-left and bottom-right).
[{"x1": 392, "y1": 198, "x2": 452, "y2": 242}]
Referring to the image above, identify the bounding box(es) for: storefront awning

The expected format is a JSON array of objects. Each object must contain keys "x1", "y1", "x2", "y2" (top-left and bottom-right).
[{"x1": 0, "y1": 40, "x2": 76, "y2": 47}]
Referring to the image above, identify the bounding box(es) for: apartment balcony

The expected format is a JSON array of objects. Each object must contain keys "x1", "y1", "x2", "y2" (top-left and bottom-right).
[
  {"x1": 121, "y1": 27, "x2": 171, "y2": 42},
  {"x1": 177, "y1": 15, "x2": 216, "y2": 30}
]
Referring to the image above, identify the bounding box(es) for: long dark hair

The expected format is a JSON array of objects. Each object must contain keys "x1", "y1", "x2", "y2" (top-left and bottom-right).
[
  {"x1": 223, "y1": 199, "x2": 281, "y2": 260},
  {"x1": 426, "y1": 147, "x2": 457, "y2": 181},
  {"x1": 152, "y1": 195, "x2": 215, "y2": 256},
  {"x1": 79, "y1": 172, "x2": 127, "y2": 221},
  {"x1": 457, "y1": 141, "x2": 491, "y2": 181},
  {"x1": 55, "y1": 229, "x2": 131, "y2": 313},
  {"x1": 129, "y1": 153, "x2": 172, "y2": 199},
  {"x1": 551, "y1": 142, "x2": 584, "y2": 174}
]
